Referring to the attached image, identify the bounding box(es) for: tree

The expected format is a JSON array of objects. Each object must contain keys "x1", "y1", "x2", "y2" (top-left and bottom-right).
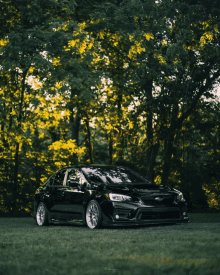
[
  {"x1": 88, "y1": 0, "x2": 220, "y2": 184},
  {"x1": 1, "y1": 0, "x2": 220, "y2": 215},
  {"x1": 0, "y1": 0, "x2": 76, "y2": 214}
]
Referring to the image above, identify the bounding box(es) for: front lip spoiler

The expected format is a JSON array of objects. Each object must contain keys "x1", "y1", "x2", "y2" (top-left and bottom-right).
[{"x1": 102, "y1": 217, "x2": 189, "y2": 227}]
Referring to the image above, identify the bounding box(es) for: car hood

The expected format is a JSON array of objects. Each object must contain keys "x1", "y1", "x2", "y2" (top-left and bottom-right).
[
  {"x1": 101, "y1": 183, "x2": 176, "y2": 197},
  {"x1": 97, "y1": 183, "x2": 178, "y2": 206}
]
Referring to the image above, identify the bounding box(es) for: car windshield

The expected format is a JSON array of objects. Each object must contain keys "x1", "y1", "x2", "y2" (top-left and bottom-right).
[{"x1": 81, "y1": 166, "x2": 149, "y2": 185}]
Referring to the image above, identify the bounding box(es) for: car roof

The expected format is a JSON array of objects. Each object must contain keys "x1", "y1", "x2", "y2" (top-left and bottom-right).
[
  {"x1": 55, "y1": 165, "x2": 137, "y2": 173},
  {"x1": 57, "y1": 165, "x2": 126, "y2": 171},
  {"x1": 79, "y1": 165, "x2": 123, "y2": 168}
]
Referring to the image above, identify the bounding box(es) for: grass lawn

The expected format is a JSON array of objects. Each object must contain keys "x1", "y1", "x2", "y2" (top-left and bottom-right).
[{"x1": 0, "y1": 213, "x2": 220, "y2": 275}]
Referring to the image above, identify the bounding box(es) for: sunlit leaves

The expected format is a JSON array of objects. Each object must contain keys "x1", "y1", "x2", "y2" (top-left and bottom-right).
[
  {"x1": 143, "y1": 32, "x2": 154, "y2": 41},
  {"x1": 48, "y1": 139, "x2": 86, "y2": 169},
  {"x1": 0, "y1": 39, "x2": 9, "y2": 48},
  {"x1": 0, "y1": 0, "x2": 80, "y2": 214},
  {"x1": 203, "y1": 180, "x2": 220, "y2": 211},
  {"x1": 1, "y1": 0, "x2": 220, "y2": 215},
  {"x1": 128, "y1": 42, "x2": 146, "y2": 59},
  {"x1": 200, "y1": 32, "x2": 214, "y2": 47}
]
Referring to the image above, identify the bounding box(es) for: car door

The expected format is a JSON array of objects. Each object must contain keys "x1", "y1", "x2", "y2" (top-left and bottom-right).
[
  {"x1": 60, "y1": 168, "x2": 87, "y2": 221},
  {"x1": 48, "y1": 169, "x2": 67, "y2": 220}
]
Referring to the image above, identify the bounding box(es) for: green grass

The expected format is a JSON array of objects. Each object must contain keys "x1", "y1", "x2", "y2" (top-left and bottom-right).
[{"x1": 0, "y1": 213, "x2": 220, "y2": 275}]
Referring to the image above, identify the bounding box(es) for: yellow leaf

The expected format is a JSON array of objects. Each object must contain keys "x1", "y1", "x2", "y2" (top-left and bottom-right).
[
  {"x1": 55, "y1": 82, "x2": 62, "y2": 89},
  {"x1": 53, "y1": 57, "x2": 60, "y2": 66},
  {"x1": 143, "y1": 33, "x2": 154, "y2": 41},
  {"x1": 97, "y1": 32, "x2": 104, "y2": 39},
  {"x1": 129, "y1": 121, "x2": 133, "y2": 129},
  {"x1": 200, "y1": 32, "x2": 213, "y2": 47},
  {"x1": 0, "y1": 39, "x2": 9, "y2": 47},
  {"x1": 29, "y1": 67, "x2": 35, "y2": 74},
  {"x1": 154, "y1": 53, "x2": 166, "y2": 64},
  {"x1": 68, "y1": 40, "x2": 77, "y2": 47}
]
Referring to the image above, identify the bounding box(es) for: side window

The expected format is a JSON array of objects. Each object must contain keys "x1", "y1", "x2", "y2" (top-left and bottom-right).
[
  {"x1": 66, "y1": 169, "x2": 88, "y2": 187},
  {"x1": 66, "y1": 169, "x2": 80, "y2": 186},
  {"x1": 53, "y1": 170, "x2": 66, "y2": 186}
]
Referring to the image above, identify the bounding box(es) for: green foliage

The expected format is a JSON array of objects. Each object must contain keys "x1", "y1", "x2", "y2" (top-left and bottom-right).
[{"x1": 0, "y1": 0, "x2": 220, "y2": 215}]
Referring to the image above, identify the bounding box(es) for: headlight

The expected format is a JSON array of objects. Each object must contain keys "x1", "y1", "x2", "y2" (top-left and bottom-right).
[
  {"x1": 107, "y1": 193, "x2": 132, "y2": 202},
  {"x1": 173, "y1": 188, "x2": 185, "y2": 202},
  {"x1": 177, "y1": 192, "x2": 185, "y2": 202},
  {"x1": 175, "y1": 191, "x2": 185, "y2": 202}
]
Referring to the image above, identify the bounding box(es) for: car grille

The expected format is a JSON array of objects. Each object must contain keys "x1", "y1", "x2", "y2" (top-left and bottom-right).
[
  {"x1": 138, "y1": 208, "x2": 180, "y2": 220},
  {"x1": 141, "y1": 196, "x2": 175, "y2": 206}
]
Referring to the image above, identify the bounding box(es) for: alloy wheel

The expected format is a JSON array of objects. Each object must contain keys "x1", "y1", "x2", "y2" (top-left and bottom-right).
[
  {"x1": 36, "y1": 203, "x2": 47, "y2": 226},
  {"x1": 86, "y1": 201, "x2": 102, "y2": 229}
]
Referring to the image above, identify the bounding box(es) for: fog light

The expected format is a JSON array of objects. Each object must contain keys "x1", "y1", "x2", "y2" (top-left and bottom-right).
[{"x1": 115, "y1": 215, "x2": 119, "y2": 219}]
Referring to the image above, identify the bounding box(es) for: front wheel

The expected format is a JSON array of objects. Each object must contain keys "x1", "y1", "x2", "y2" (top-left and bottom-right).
[
  {"x1": 36, "y1": 202, "x2": 48, "y2": 226},
  {"x1": 86, "y1": 200, "x2": 102, "y2": 229}
]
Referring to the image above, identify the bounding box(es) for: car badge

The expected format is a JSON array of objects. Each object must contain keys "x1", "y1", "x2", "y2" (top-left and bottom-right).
[{"x1": 155, "y1": 197, "x2": 163, "y2": 201}]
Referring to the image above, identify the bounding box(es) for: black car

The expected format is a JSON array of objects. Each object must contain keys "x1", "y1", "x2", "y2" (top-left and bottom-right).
[{"x1": 33, "y1": 165, "x2": 189, "y2": 229}]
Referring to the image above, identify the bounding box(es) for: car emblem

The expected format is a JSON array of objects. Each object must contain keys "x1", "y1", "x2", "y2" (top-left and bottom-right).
[{"x1": 155, "y1": 197, "x2": 163, "y2": 201}]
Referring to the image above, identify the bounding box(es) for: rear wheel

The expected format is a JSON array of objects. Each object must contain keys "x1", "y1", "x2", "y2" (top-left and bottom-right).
[
  {"x1": 36, "y1": 202, "x2": 48, "y2": 226},
  {"x1": 86, "y1": 200, "x2": 102, "y2": 229}
]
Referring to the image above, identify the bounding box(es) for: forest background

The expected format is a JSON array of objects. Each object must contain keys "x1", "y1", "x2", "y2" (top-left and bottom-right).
[{"x1": 0, "y1": 0, "x2": 220, "y2": 216}]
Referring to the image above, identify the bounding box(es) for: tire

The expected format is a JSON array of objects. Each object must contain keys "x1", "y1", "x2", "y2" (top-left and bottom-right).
[
  {"x1": 85, "y1": 200, "x2": 102, "y2": 229},
  {"x1": 36, "y1": 202, "x2": 49, "y2": 226}
]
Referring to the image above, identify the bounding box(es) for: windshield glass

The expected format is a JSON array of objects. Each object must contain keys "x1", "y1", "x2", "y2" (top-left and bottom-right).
[{"x1": 81, "y1": 166, "x2": 149, "y2": 185}]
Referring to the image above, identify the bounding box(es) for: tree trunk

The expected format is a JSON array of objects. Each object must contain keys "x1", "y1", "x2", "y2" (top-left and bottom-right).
[
  {"x1": 116, "y1": 92, "x2": 124, "y2": 160},
  {"x1": 69, "y1": 89, "x2": 81, "y2": 165},
  {"x1": 84, "y1": 117, "x2": 93, "y2": 164},
  {"x1": 71, "y1": 111, "x2": 81, "y2": 146},
  {"x1": 69, "y1": 110, "x2": 81, "y2": 165},
  {"x1": 144, "y1": 78, "x2": 156, "y2": 181},
  {"x1": 12, "y1": 142, "x2": 20, "y2": 214},
  {"x1": 109, "y1": 133, "x2": 113, "y2": 164},
  {"x1": 146, "y1": 143, "x2": 160, "y2": 182},
  {"x1": 161, "y1": 103, "x2": 179, "y2": 186},
  {"x1": 160, "y1": 133, "x2": 175, "y2": 186},
  {"x1": 11, "y1": 69, "x2": 28, "y2": 215}
]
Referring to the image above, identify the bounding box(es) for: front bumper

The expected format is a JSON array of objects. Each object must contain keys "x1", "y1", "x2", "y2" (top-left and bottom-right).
[{"x1": 102, "y1": 202, "x2": 189, "y2": 227}]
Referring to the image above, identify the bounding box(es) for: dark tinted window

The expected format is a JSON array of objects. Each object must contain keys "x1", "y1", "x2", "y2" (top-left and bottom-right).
[
  {"x1": 66, "y1": 169, "x2": 80, "y2": 185},
  {"x1": 53, "y1": 170, "x2": 66, "y2": 186},
  {"x1": 66, "y1": 169, "x2": 89, "y2": 187},
  {"x1": 81, "y1": 167, "x2": 147, "y2": 185}
]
